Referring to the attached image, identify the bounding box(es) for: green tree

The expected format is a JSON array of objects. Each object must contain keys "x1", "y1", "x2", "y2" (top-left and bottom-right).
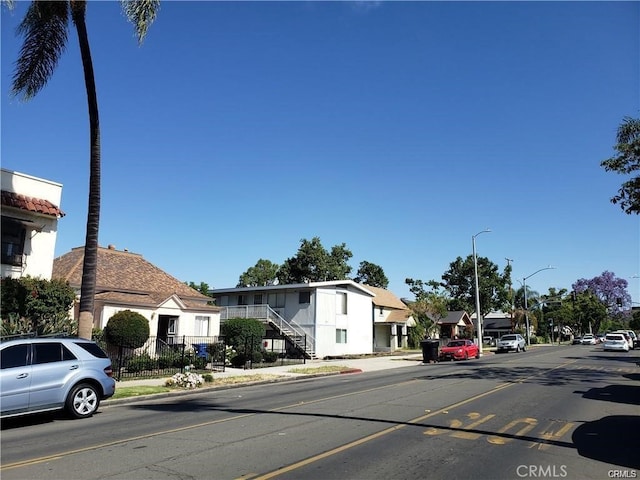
[
  {"x1": 237, "y1": 259, "x2": 280, "y2": 287},
  {"x1": 439, "y1": 256, "x2": 511, "y2": 316},
  {"x1": 354, "y1": 261, "x2": 389, "y2": 288},
  {"x1": 277, "y1": 237, "x2": 353, "y2": 284},
  {"x1": 628, "y1": 310, "x2": 640, "y2": 331},
  {"x1": 601, "y1": 116, "x2": 640, "y2": 215},
  {"x1": 1, "y1": 276, "x2": 76, "y2": 336},
  {"x1": 104, "y1": 310, "x2": 150, "y2": 348},
  {"x1": 9, "y1": 0, "x2": 159, "y2": 340},
  {"x1": 187, "y1": 281, "x2": 212, "y2": 296},
  {"x1": 221, "y1": 317, "x2": 265, "y2": 366},
  {"x1": 404, "y1": 278, "x2": 449, "y2": 346}
]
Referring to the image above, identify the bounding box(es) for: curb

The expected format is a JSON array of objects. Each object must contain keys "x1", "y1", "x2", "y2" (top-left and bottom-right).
[{"x1": 104, "y1": 370, "x2": 347, "y2": 407}]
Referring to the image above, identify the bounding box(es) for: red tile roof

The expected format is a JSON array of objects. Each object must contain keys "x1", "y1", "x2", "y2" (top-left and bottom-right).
[{"x1": 1, "y1": 190, "x2": 65, "y2": 217}]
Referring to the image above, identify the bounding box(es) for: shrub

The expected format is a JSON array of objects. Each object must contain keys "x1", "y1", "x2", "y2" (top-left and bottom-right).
[
  {"x1": 221, "y1": 317, "x2": 265, "y2": 360},
  {"x1": 1, "y1": 276, "x2": 76, "y2": 336},
  {"x1": 165, "y1": 372, "x2": 203, "y2": 389},
  {"x1": 105, "y1": 310, "x2": 150, "y2": 348},
  {"x1": 262, "y1": 350, "x2": 279, "y2": 363},
  {"x1": 125, "y1": 354, "x2": 155, "y2": 373}
]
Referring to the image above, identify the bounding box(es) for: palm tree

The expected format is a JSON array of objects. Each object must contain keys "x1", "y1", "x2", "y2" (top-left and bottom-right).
[{"x1": 9, "y1": 0, "x2": 159, "y2": 339}]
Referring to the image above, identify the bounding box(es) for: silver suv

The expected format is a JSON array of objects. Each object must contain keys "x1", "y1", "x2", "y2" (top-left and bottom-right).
[
  {"x1": 496, "y1": 334, "x2": 526, "y2": 353},
  {"x1": 0, "y1": 336, "x2": 116, "y2": 419}
]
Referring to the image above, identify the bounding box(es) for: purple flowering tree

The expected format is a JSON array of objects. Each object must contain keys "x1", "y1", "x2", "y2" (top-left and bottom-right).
[{"x1": 572, "y1": 271, "x2": 632, "y2": 315}]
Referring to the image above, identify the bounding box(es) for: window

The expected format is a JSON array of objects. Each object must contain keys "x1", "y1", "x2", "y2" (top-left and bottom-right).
[
  {"x1": 168, "y1": 318, "x2": 177, "y2": 335},
  {"x1": 33, "y1": 342, "x2": 76, "y2": 364},
  {"x1": 238, "y1": 295, "x2": 248, "y2": 306},
  {"x1": 336, "y1": 292, "x2": 347, "y2": 314},
  {"x1": 1, "y1": 344, "x2": 29, "y2": 369},
  {"x1": 268, "y1": 292, "x2": 285, "y2": 309},
  {"x1": 253, "y1": 294, "x2": 263, "y2": 305},
  {"x1": 195, "y1": 316, "x2": 209, "y2": 336},
  {"x1": 336, "y1": 329, "x2": 347, "y2": 344},
  {"x1": 1, "y1": 217, "x2": 26, "y2": 266},
  {"x1": 299, "y1": 291, "x2": 311, "y2": 304}
]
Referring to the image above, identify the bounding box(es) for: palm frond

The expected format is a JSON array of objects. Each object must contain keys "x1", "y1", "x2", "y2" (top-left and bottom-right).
[
  {"x1": 11, "y1": 1, "x2": 70, "y2": 100},
  {"x1": 121, "y1": 0, "x2": 160, "y2": 44}
]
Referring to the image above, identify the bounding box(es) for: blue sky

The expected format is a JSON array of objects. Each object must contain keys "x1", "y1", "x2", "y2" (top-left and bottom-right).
[{"x1": 2, "y1": 1, "x2": 639, "y2": 304}]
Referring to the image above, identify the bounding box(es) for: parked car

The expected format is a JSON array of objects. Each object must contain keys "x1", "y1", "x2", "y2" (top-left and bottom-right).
[
  {"x1": 611, "y1": 331, "x2": 634, "y2": 350},
  {"x1": 439, "y1": 339, "x2": 480, "y2": 361},
  {"x1": 602, "y1": 333, "x2": 630, "y2": 352},
  {"x1": 595, "y1": 333, "x2": 606, "y2": 343},
  {"x1": 580, "y1": 334, "x2": 597, "y2": 345},
  {"x1": 496, "y1": 334, "x2": 526, "y2": 353},
  {"x1": 483, "y1": 336, "x2": 496, "y2": 346},
  {"x1": 0, "y1": 335, "x2": 116, "y2": 419},
  {"x1": 572, "y1": 336, "x2": 583, "y2": 345}
]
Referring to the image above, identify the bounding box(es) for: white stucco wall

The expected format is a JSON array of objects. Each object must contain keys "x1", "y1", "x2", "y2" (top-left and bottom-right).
[
  {"x1": 97, "y1": 299, "x2": 220, "y2": 338},
  {"x1": 314, "y1": 286, "x2": 373, "y2": 358},
  {"x1": 1, "y1": 169, "x2": 62, "y2": 280}
]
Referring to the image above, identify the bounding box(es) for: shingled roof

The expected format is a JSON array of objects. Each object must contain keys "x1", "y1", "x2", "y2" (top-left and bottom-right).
[
  {"x1": 53, "y1": 245, "x2": 216, "y2": 309},
  {"x1": 1, "y1": 190, "x2": 65, "y2": 218},
  {"x1": 363, "y1": 285, "x2": 409, "y2": 310}
]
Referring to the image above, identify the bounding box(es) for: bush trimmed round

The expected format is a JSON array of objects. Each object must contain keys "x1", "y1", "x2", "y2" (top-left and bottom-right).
[{"x1": 105, "y1": 310, "x2": 150, "y2": 348}]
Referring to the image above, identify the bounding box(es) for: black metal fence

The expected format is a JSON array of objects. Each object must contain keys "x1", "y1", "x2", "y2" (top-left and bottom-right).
[
  {"x1": 97, "y1": 336, "x2": 226, "y2": 381},
  {"x1": 99, "y1": 333, "x2": 307, "y2": 380}
]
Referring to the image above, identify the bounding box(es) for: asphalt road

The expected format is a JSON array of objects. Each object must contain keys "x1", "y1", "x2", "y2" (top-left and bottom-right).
[{"x1": 1, "y1": 345, "x2": 639, "y2": 480}]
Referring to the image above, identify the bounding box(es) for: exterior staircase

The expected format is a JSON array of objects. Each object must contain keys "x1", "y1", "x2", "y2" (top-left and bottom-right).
[{"x1": 220, "y1": 305, "x2": 317, "y2": 359}]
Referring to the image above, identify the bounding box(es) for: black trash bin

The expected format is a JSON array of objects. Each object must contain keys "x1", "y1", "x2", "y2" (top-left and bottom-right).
[{"x1": 420, "y1": 339, "x2": 439, "y2": 363}]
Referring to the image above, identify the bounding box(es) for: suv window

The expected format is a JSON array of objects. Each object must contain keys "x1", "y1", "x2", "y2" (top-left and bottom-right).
[
  {"x1": 1, "y1": 344, "x2": 29, "y2": 369},
  {"x1": 33, "y1": 342, "x2": 77, "y2": 364},
  {"x1": 75, "y1": 342, "x2": 109, "y2": 358}
]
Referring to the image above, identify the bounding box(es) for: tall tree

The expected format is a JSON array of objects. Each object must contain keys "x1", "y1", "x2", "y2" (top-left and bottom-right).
[
  {"x1": 186, "y1": 281, "x2": 212, "y2": 296},
  {"x1": 572, "y1": 271, "x2": 631, "y2": 315},
  {"x1": 354, "y1": 261, "x2": 389, "y2": 288},
  {"x1": 601, "y1": 116, "x2": 640, "y2": 215},
  {"x1": 439, "y1": 255, "x2": 511, "y2": 316},
  {"x1": 10, "y1": 0, "x2": 159, "y2": 339},
  {"x1": 277, "y1": 237, "x2": 353, "y2": 284},
  {"x1": 237, "y1": 259, "x2": 280, "y2": 287},
  {"x1": 404, "y1": 278, "x2": 449, "y2": 345}
]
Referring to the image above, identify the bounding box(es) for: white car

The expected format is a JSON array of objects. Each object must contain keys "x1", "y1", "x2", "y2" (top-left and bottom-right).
[
  {"x1": 580, "y1": 334, "x2": 597, "y2": 345},
  {"x1": 496, "y1": 334, "x2": 526, "y2": 353},
  {"x1": 611, "y1": 331, "x2": 634, "y2": 350},
  {"x1": 603, "y1": 333, "x2": 629, "y2": 352}
]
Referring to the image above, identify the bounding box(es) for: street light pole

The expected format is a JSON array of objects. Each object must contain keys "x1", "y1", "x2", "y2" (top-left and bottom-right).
[
  {"x1": 472, "y1": 229, "x2": 491, "y2": 354},
  {"x1": 523, "y1": 266, "x2": 555, "y2": 345}
]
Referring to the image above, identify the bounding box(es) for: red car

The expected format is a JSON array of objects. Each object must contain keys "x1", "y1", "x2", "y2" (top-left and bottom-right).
[{"x1": 438, "y1": 339, "x2": 480, "y2": 361}]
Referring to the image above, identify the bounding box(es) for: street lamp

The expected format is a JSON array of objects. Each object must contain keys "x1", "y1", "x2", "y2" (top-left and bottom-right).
[
  {"x1": 523, "y1": 266, "x2": 555, "y2": 345},
  {"x1": 472, "y1": 228, "x2": 491, "y2": 354}
]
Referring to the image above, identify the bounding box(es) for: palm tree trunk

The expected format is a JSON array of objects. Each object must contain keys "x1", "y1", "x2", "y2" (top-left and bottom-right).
[{"x1": 71, "y1": 1, "x2": 100, "y2": 340}]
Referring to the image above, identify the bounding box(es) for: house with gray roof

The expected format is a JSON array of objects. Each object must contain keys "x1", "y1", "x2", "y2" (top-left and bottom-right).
[
  {"x1": 210, "y1": 281, "x2": 412, "y2": 359},
  {"x1": 53, "y1": 245, "x2": 220, "y2": 344}
]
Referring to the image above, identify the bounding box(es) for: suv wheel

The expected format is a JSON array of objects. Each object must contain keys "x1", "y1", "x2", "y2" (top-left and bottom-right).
[
  {"x1": 515, "y1": 346, "x2": 520, "y2": 353},
  {"x1": 66, "y1": 383, "x2": 100, "y2": 419}
]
